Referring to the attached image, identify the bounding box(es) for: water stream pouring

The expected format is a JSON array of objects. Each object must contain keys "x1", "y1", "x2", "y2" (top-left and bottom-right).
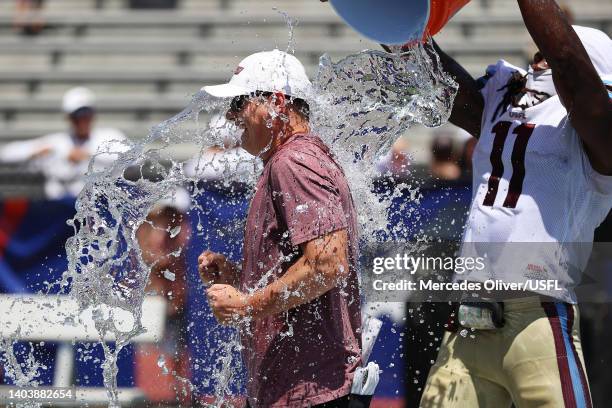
[{"x1": 329, "y1": 0, "x2": 470, "y2": 45}]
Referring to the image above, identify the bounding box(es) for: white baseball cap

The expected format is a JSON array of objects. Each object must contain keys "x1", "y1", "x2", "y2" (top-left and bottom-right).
[
  {"x1": 62, "y1": 87, "x2": 96, "y2": 114},
  {"x1": 202, "y1": 49, "x2": 313, "y2": 101},
  {"x1": 153, "y1": 186, "x2": 192, "y2": 213}
]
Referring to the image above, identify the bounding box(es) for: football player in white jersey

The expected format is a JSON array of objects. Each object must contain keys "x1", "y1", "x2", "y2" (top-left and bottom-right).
[{"x1": 418, "y1": 1, "x2": 612, "y2": 407}]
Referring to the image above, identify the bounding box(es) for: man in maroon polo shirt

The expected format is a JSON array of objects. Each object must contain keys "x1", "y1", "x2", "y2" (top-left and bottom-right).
[{"x1": 197, "y1": 50, "x2": 367, "y2": 408}]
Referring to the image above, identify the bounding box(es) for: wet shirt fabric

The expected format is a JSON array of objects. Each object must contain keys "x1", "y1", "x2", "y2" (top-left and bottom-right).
[{"x1": 241, "y1": 133, "x2": 362, "y2": 407}]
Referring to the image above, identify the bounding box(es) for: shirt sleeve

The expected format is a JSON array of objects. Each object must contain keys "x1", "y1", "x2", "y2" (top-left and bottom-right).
[
  {"x1": 0, "y1": 140, "x2": 37, "y2": 163},
  {"x1": 0, "y1": 135, "x2": 57, "y2": 163},
  {"x1": 269, "y1": 150, "x2": 348, "y2": 247},
  {"x1": 584, "y1": 159, "x2": 612, "y2": 195}
]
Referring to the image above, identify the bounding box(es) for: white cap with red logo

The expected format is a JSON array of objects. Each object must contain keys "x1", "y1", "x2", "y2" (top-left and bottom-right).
[{"x1": 202, "y1": 49, "x2": 313, "y2": 101}]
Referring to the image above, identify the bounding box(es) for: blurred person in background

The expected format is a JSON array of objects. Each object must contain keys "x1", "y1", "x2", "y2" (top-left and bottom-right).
[
  {"x1": 459, "y1": 136, "x2": 478, "y2": 179},
  {"x1": 0, "y1": 87, "x2": 128, "y2": 199},
  {"x1": 183, "y1": 114, "x2": 261, "y2": 184},
  {"x1": 135, "y1": 187, "x2": 192, "y2": 404},
  {"x1": 429, "y1": 131, "x2": 461, "y2": 181},
  {"x1": 376, "y1": 137, "x2": 411, "y2": 180},
  {"x1": 13, "y1": 0, "x2": 45, "y2": 36}
]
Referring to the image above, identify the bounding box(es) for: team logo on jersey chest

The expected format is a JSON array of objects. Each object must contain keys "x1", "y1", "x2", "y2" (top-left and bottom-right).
[{"x1": 509, "y1": 110, "x2": 527, "y2": 120}]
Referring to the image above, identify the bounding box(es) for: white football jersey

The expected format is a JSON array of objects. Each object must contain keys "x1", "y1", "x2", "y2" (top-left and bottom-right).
[{"x1": 459, "y1": 60, "x2": 612, "y2": 303}]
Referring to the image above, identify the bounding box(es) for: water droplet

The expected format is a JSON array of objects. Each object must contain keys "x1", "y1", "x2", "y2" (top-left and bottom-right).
[
  {"x1": 169, "y1": 225, "x2": 181, "y2": 238},
  {"x1": 163, "y1": 270, "x2": 176, "y2": 282}
]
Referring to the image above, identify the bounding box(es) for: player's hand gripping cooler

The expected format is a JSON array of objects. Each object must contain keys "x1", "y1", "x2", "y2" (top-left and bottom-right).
[{"x1": 328, "y1": 0, "x2": 470, "y2": 45}]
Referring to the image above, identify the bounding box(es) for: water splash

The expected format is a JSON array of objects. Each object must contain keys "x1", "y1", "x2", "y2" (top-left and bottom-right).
[
  {"x1": 272, "y1": 7, "x2": 298, "y2": 55},
  {"x1": 313, "y1": 39, "x2": 457, "y2": 239},
  {"x1": 0, "y1": 339, "x2": 45, "y2": 408},
  {"x1": 0, "y1": 34, "x2": 456, "y2": 408}
]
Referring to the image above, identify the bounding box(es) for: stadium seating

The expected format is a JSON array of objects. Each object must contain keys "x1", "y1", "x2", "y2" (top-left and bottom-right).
[{"x1": 0, "y1": 0, "x2": 610, "y2": 161}]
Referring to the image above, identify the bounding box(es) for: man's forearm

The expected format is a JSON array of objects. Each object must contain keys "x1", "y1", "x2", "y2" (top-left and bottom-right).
[
  {"x1": 221, "y1": 262, "x2": 241, "y2": 286},
  {"x1": 517, "y1": 0, "x2": 611, "y2": 173},
  {"x1": 246, "y1": 230, "x2": 350, "y2": 320},
  {"x1": 247, "y1": 254, "x2": 340, "y2": 320},
  {"x1": 516, "y1": 0, "x2": 602, "y2": 101}
]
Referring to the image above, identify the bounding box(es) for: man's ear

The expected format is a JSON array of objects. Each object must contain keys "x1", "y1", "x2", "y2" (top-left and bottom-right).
[
  {"x1": 271, "y1": 92, "x2": 289, "y2": 116},
  {"x1": 272, "y1": 92, "x2": 286, "y2": 107}
]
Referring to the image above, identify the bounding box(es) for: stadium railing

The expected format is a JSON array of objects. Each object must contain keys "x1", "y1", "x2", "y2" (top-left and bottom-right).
[{"x1": 0, "y1": 294, "x2": 167, "y2": 406}]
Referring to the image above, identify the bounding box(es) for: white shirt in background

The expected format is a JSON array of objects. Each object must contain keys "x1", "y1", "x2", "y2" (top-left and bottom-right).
[{"x1": 0, "y1": 128, "x2": 129, "y2": 199}]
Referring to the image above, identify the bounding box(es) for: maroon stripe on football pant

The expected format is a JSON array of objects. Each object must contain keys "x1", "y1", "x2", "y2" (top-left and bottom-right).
[{"x1": 542, "y1": 302, "x2": 577, "y2": 408}]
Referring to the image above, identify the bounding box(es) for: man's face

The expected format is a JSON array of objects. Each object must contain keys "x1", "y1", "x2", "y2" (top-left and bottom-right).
[
  {"x1": 226, "y1": 93, "x2": 276, "y2": 157},
  {"x1": 69, "y1": 109, "x2": 94, "y2": 140}
]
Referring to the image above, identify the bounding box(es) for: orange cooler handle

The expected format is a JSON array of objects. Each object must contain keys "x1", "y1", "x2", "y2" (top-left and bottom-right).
[{"x1": 426, "y1": 0, "x2": 471, "y2": 36}]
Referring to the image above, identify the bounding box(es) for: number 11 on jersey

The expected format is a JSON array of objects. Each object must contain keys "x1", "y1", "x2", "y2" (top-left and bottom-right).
[{"x1": 483, "y1": 121, "x2": 535, "y2": 208}]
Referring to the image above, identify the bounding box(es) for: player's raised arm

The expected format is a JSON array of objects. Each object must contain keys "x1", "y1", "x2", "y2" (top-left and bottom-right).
[
  {"x1": 517, "y1": 0, "x2": 612, "y2": 174},
  {"x1": 431, "y1": 40, "x2": 484, "y2": 138}
]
